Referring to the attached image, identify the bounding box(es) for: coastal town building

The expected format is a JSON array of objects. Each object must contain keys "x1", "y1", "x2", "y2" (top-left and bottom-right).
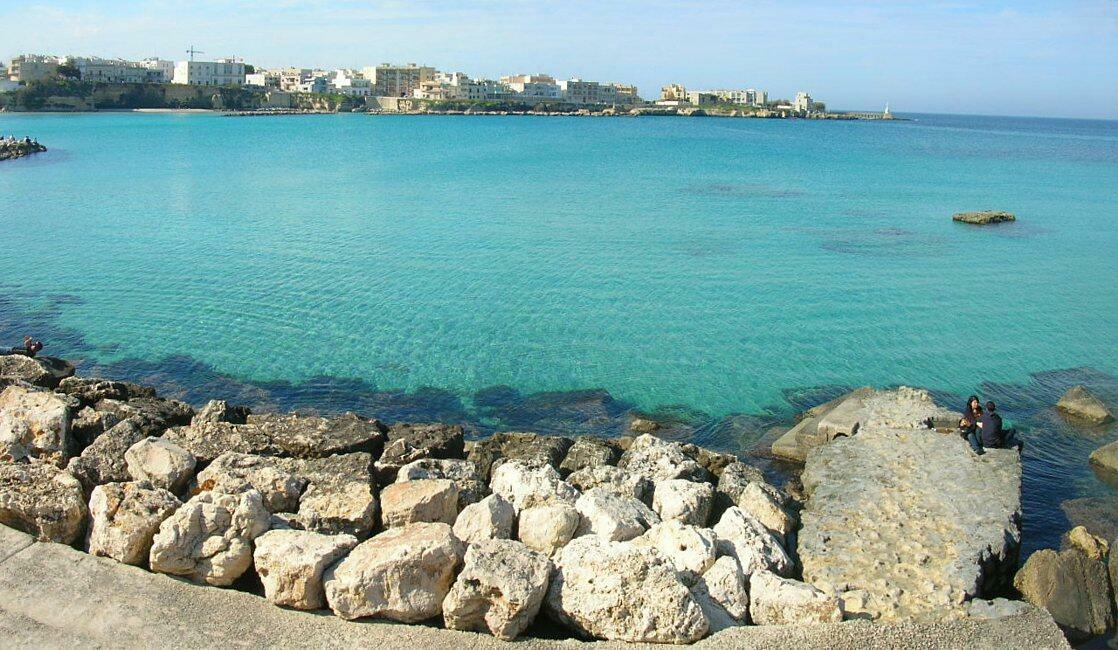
[
  {"x1": 793, "y1": 91, "x2": 814, "y2": 113},
  {"x1": 501, "y1": 74, "x2": 562, "y2": 101},
  {"x1": 67, "y1": 57, "x2": 149, "y2": 84},
  {"x1": 172, "y1": 58, "x2": 246, "y2": 86},
  {"x1": 559, "y1": 79, "x2": 641, "y2": 105},
  {"x1": 661, "y1": 84, "x2": 687, "y2": 102},
  {"x1": 245, "y1": 71, "x2": 281, "y2": 88},
  {"x1": 139, "y1": 58, "x2": 176, "y2": 83},
  {"x1": 686, "y1": 91, "x2": 718, "y2": 106},
  {"x1": 364, "y1": 63, "x2": 436, "y2": 98},
  {"x1": 329, "y1": 69, "x2": 372, "y2": 96},
  {"x1": 7, "y1": 55, "x2": 61, "y2": 83}
]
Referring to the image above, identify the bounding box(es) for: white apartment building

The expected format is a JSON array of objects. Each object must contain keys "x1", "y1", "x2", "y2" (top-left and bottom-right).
[
  {"x1": 8, "y1": 55, "x2": 61, "y2": 83},
  {"x1": 139, "y1": 58, "x2": 175, "y2": 82},
  {"x1": 173, "y1": 58, "x2": 246, "y2": 86},
  {"x1": 501, "y1": 74, "x2": 561, "y2": 101},
  {"x1": 793, "y1": 91, "x2": 814, "y2": 112},
  {"x1": 560, "y1": 79, "x2": 641, "y2": 105},
  {"x1": 68, "y1": 57, "x2": 148, "y2": 84},
  {"x1": 330, "y1": 69, "x2": 372, "y2": 96},
  {"x1": 245, "y1": 71, "x2": 281, "y2": 88},
  {"x1": 364, "y1": 63, "x2": 436, "y2": 97},
  {"x1": 691, "y1": 88, "x2": 768, "y2": 107}
]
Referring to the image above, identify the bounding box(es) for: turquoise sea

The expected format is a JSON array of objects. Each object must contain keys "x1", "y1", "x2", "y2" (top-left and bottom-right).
[{"x1": 1, "y1": 111, "x2": 1117, "y2": 556}]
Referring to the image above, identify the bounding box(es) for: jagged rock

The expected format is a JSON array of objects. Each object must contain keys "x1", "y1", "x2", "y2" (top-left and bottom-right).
[
  {"x1": 56, "y1": 377, "x2": 155, "y2": 405},
  {"x1": 716, "y1": 461, "x2": 766, "y2": 504},
  {"x1": 468, "y1": 432, "x2": 575, "y2": 481},
  {"x1": 712, "y1": 507, "x2": 793, "y2": 576},
  {"x1": 195, "y1": 452, "x2": 305, "y2": 513},
  {"x1": 248, "y1": 412, "x2": 386, "y2": 459},
  {"x1": 558, "y1": 436, "x2": 621, "y2": 475},
  {"x1": 93, "y1": 397, "x2": 194, "y2": 437},
  {"x1": 692, "y1": 555, "x2": 750, "y2": 631},
  {"x1": 286, "y1": 453, "x2": 378, "y2": 538},
  {"x1": 148, "y1": 489, "x2": 270, "y2": 586},
  {"x1": 86, "y1": 481, "x2": 180, "y2": 565},
  {"x1": 490, "y1": 460, "x2": 578, "y2": 512},
  {"x1": 629, "y1": 417, "x2": 660, "y2": 434},
  {"x1": 453, "y1": 494, "x2": 515, "y2": 544},
  {"x1": 0, "y1": 355, "x2": 73, "y2": 388},
  {"x1": 1063, "y1": 525, "x2": 1109, "y2": 561},
  {"x1": 1110, "y1": 542, "x2": 1118, "y2": 621},
  {"x1": 633, "y1": 520, "x2": 717, "y2": 582},
  {"x1": 374, "y1": 423, "x2": 464, "y2": 484},
  {"x1": 799, "y1": 425, "x2": 1021, "y2": 621},
  {"x1": 324, "y1": 522, "x2": 464, "y2": 622},
  {"x1": 575, "y1": 488, "x2": 659, "y2": 542},
  {"x1": 0, "y1": 462, "x2": 87, "y2": 543},
  {"x1": 1057, "y1": 386, "x2": 1113, "y2": 424},
  {"x1": 618, "y1": 434, "x2": 705, "y2": 483},
  {"x1": 964, "y1": 598, "x2": 1035, "y2": 620},
  {"x1": 681, "y1": 444, "x2": 737, "y2": 477},
  {"x1": 749, "y1": 570, "x2": 843, "y2": 625},
  {"x1": 566, "y1": 465, "x2": 652, "y2": 503},
  {"x1": 162, "y1": 420, "x2": 279, "y2": 464},
  {"x1": 66, "y1": 418, "x2": 147, "y2": 491},
  {"x1": 443, "y1": 539, "x2": 552, "y2": 640},
  {"x1": 397, "y1": 458, "x2": 486, "y2": 508},
  {"x1": 1014, "y1": 547, "x2": 1113, "y2": 640},
  {"x1": 124, "y1": 436, "x2": 196, "y2": 494},
  {"x1": 545, "y1": 535, "x2": 708, "y2": 643},
  {"x1": 652, "y1": 479, "x2": 713, "y2": 527},
  {"x1": 952, "y1": 210, "x2": 1016, "y2": 225},
  {"x1": 518, "y1": 503, "x2": 580, "y2": 556},
  {"x1": 1089, "y1": 440, "x2": 1118, "y2": 476},
  {"x1": 193, "y1": 399, "x2": 250, "y2": 425},
  {"x1": 253, "y1": 529, "x2": 358, "y2": 610},
  {"x1": 70, "y1": 406, "x2": 120, "y2": 449},
  {"x1": 380, "y1": 479, "x2": 458, "y2": 528},
  {"x1": 1, "y1": 384, "x2": 75, "y2": 466},
  {"x1": 735, "y1": 481, "x2": 796, "y2": 543}
]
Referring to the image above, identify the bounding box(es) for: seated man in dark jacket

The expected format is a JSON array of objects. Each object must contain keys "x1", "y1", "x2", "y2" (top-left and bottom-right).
[{"x1": 978, "y1": 401, "x2": 1023, "y2": 451}]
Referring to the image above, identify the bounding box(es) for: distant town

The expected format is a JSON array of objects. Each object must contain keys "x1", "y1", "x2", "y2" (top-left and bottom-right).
[{"x1": 0, "y1": 52, "x2": 892, "y2": 119}]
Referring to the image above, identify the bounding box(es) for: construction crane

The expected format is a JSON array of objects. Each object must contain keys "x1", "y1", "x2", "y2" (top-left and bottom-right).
[{"x1": 186, "y1": 46, "x2": 205, "y2": 61}]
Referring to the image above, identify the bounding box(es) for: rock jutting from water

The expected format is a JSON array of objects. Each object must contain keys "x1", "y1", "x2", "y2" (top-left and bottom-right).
[
  {"x1": 1057, "y1": 385, "x2": 1114, "y2": 425},
  {"x1": 952, "y1": 210, "x2": 1017, "y2": 225},
  {"x1": 0, "y1": 361, "x2": 1069, "y2": 645},
  {"x1": 0, "y1": 137, "x2": 47, "y2": 162}
]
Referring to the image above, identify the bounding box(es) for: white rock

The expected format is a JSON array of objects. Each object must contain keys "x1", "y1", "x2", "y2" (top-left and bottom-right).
[
  {"x1": 490, "y1": 460, "x2": 578, "y2": 512},
  {"x1": 253, "y1": 529, "x2": 358, "y2": 610},
  {"x1": 518, "y1": 503, "x2": 580, "y2": 556},
  {"x1": 0, "y1": 384, "x2": 72, "y2": 466},
  {"x1": 567, "y1": 465, "x2": 652, "y2": 503},
  {"x1": 195, "y1": 452, "x2": 305, "y2": 513},
  {"x1": 712, "y1": 507, "x2": 793, "y2": 576},
  {"x1": 324, "y1": 522, "x2": 464, "y2": 623},
  {"x1": 148, "y1": 489, "x2": 270, "y2": 586},
  {"x1": 652, "y1": 479, "x2": 714, "y2": 527},
  {"x1": 125, "y1": 437, "x2": 196, "y2": 493},
  {"x1": 575, "y1": 488, "x2": 659, "y2": 542},
  {"x1": 692, "y1": 556, "x2": 750, "y2": 632},
  {"x1": 397, "y1": 458, "x2": 487, "y2": 508},
  {"x1": 443, "y1": 539, "x2": 552, "y2": 640},
  {"x1": 735, "y1": 481, "x2": 795, "y2": 543},
  {"x1": 379, "y1": 478, "x2": 459, "y2": 528},
  {"x1": 0, "y1": 462, "x2": 87, "y2": 544},
  {"x1": 749, "y1": 569, "x2": 843, "y2": 625},
  {"x1": 618, "y1": 434, "x2": 704, "y2": 482},
  {"x1": 633, "y1": 520, "x2": 717, "y2": 582},
  {"x1": 453, "y1": 494, "x2": 514, "y2": 544},
  {"x1": 546, "y1": 535, "x2": 708, "y2": 643},
  {"x1": 87, "y1": 481, "x2": 181, "y2": 565}
]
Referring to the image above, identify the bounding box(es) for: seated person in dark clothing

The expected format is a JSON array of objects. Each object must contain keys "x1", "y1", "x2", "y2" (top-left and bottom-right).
[
  {"x1": 975, "y1": 401, "x2": 1023, "y2": 452},
  {"x1": 960, "y1": 395, "x2": 984, "y2": 452},
  {"x1": 7, "y1": 336, "x2": 43, "y2": 358}
]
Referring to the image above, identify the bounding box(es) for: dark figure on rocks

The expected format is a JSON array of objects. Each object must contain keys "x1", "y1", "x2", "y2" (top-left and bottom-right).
[
  {"x1": 969, "y1": 401, "x2": 1023, "y2": 453},
  {"x1": 8, "y1": 335, "x2": 43, "y2": 357}
]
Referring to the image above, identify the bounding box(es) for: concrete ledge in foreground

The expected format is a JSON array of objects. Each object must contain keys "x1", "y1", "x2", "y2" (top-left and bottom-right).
[{"x1": 0, "y1": 524, "x2": 1068, "y2": 649}]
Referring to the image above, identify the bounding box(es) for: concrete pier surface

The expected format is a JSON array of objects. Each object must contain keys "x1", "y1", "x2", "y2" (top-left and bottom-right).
[{"x1": 0, "y1": 524, "x2": 1068, "y2": 649}]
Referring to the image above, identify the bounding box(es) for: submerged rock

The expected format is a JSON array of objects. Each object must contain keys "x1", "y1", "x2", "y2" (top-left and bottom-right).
[
  {"x1": 1014, "y1": 547, "x2": 1112, "y2": 641},
  {"x1": 1088, "y1": 440, "x2": 1118, "y2": 477},
  {"x1": 0, "y1": 384, "x2": 73, "y2": 465},
  {"x1": 442, "y1": 539, "x2": 552, "y2": 640},
  {"x1": 1057, "y1": 385, "x2": 1113, "y2": 424},
  {"x1": 0, "y1": 462, "x2": 88, "y2": 544},
  {"x1": 253, "y1": 529, "x2": 357, "y2": 610},
  {"x1": 87, "y1": 481, "x2": 180, "y2": 565},
  {"x1": 952, "y1": 210, "x2": 1016, "y2": 225}
]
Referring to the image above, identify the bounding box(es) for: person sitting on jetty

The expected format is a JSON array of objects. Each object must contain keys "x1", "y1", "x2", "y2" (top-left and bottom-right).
[
  {"x1": 960, "y1": 395, "x2": 983, "y2": 451},
  {"x1": 970, "y1": 400, "x2": 1023, "y2": 453},
  {"x1": 7, "y1": 335, "x2": 43, "y2": 358}
]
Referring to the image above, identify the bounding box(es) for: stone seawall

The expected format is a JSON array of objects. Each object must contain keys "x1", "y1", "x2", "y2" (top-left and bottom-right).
[{"x1": 0, "y1": 355, "x2": 1066, "y2": 646}]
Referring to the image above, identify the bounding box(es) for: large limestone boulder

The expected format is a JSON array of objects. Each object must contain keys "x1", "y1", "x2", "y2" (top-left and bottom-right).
[
  {"x1": 70, "y1": 406, "x2": 120, "y2": 449},
  {"x1": 0, "y1": 462, "x2": 87, "y2": 543},
  {"x1": 66, "y1": 418, "x2": 147, "y2": 492},
  {"x1": 691, "y1": 555, "x2": 750, "y2": 632},
  {"x1": 124, "y1": 436, "x2": 196, "y2": 494},
  {"x1": 545, "y1": 535, "x2": 708, "y2": 643},
  {"x1": 715, "y1": 461, "x2": 767, "y2": 505},
  {"x1": 380, "y1": 478, "x2": 458, "y2": 528},
  {"x1": 57, "y1": 377, "x2": 155, "y2": 405},
  {"x1": 713, "y1": 507, "x2": 793, "y2": 576},
  {"x1": 194, "y1": 452, "x2": 305, "y2": 513},
  {"x1": 93, "y1": 397, "x2": 194, "y2": 437},
  {"x1": 324, "y1": 522, "x2": 464, "y2": 623},
  {"x1": 467, "y1": 432, "x2": 573, "y2": 481},
  {"x1": 490, "y1": 460, "x2": 578, "y2": 512},
  {"x1": 0, "y1": 355, "x2": 73, "y2": 388},
  {"x1": 799, "y1": 425, "x2": 1021, "y2": 621},
  {"x1": 443, "y1": 539, "x2": 552, "y2": 640},
  {"x1": 1057, "y1": 385, "x2": 1113, "y2": 424},
  {"x1": 286, "y1": 453, "x2": 378, "y2": 538},
  {"x1": 633, "y1": 520, "x2": 717, "y2": 582},
  {"x1": 253, "y1": 529, "x2": 358, "y2": 610},
  {"x1": 374, "y1": 423, "x2": 464, "y2": 484},
  {"x1": 193, "y1": 399, "x2": 251, "y2": 425},
  {"x1": 87, "y1": 481, "x2": 180, "y2": 565},
  {"x1": 0, "y1": 384, "x2": 72, "y2": 466},
  {"x1": 1063, "y1": 525, "x2": 1109, "y2": 561},
  {"x1": 749, "y1": 570, "x2": 843, "y2": 625},
  {"x1": 247, "y1": 412, "x2": 386, "y2": 459},
  {"x1": 952, "y1": 210, "x2": 1016, "y2": 225},
  {"x1": 735, "y1": 481, "x2": 796, "y2": 543},
  {"x1": 1013, "y1": 547, "x2": 1113, "y2": 641},
  {"x1": 453, "y1": 494, "x2": 515, "y2": 544},
  {"x1": 567, "y1": 465, "x2": 652, "y2": 503},
  {"x1": 518, "y1": 503, "x2": 580, "y2": 556},
  {"x1": 1089, "y1": 440, "x2": 1118, "y2": 476},
  {"x1": 396, "y1": 458, "x2": 486, "y2": 508},
  {"x1": 618, "y1": 434, "x2": 706, "y2": 482},
  {"x1": 575, "y1": 488, "x2": 658, "y2": 542},
  {"x1": 652, "y1": 479, "x2": 713, "y2": 527},
  {"x1": 148, "y1": 489, "x2": 270, "y2": 586},
  {"x1": 559, "y1": 436, "x2": 621, "y2": 475},
  {"x1": 161, "y1": 420, "x2": 279, "y2": 463}
]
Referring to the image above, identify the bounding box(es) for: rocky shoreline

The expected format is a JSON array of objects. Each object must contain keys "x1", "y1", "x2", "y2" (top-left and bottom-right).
[
  {"x1": 0, "y1": 137, "x2": 46, "y2": 161},
  {"x1": 0, "y1": 354, "x2": 1103, "y2": 645}
]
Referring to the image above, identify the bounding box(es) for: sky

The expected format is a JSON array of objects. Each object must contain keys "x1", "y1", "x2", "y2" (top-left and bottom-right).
[{"x1": 2, "y1": 0, "x2": 1117, "y2": 119}]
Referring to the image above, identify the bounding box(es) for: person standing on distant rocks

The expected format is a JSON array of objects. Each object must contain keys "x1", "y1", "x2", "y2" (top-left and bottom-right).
[{"x1": 977, "y1": 401, "x2": 1023, "y2": 452}]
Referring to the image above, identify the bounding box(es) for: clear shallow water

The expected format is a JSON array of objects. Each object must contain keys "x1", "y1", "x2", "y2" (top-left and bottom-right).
[{"x1": 1, "y1": 111, "x2": 1117, "y2": 556}]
